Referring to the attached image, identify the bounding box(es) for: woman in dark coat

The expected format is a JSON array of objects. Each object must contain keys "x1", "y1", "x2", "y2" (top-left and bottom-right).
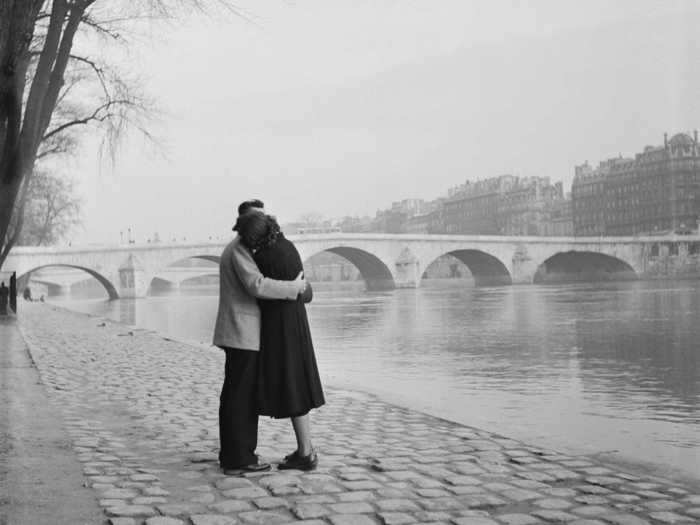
[{"x1": 236, "y1": 212, "x2": 325, "y2": 471}]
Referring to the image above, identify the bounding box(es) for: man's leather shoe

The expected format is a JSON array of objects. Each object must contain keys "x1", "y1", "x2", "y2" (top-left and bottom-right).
[
  {"x1": 278, "y1": 449, "x2": 318, "y2": 471},
  {"x1": 223, "y1": 461, "x2": 271, "y2": 476}
]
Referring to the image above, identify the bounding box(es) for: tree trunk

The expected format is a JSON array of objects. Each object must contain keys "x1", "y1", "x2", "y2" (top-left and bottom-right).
[{"x1": 0, "y1": 0, "x2": 75, "y2": 269}]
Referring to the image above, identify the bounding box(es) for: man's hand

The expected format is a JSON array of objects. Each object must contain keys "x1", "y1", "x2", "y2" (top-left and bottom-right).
[{"x1": 294, "y1": 271, "x2": 307, "y2": 295}]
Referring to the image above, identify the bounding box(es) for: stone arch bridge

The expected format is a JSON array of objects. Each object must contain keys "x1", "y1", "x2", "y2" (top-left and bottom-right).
[{"x1": 5, "y1": 233, "x2": 698, "y2": 299}]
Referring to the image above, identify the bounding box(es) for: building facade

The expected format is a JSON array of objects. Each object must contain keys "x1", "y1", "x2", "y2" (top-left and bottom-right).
[
  {"x1": 572, "y1": 158, "x2": 625, "y2": 236},
  {"x1": 334, "y1": 216, "x2": 375, "y2": 233},
  {"x1": 497, "y1": 178, "x2": 566, "y2": 235},
  {"x1": 572, "y1": 132, "x2": 700, "y2": 236},
  {"x1": 443, "y1": 175, "x2": 570, "y2": 235},
  {"x1": 404, "y1": 213, "x2": 431, "y2": 234},
  {"x1": 544, "y1": 196, "x2": 574, "y2": 236},
  {"x1": 443, "y1": 177, "x2": 507, "y2": 234}
]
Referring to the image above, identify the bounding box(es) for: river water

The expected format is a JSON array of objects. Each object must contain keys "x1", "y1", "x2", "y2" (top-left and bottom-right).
[{"x1": 54, "y1": 280, "x2": 700, "y2": 482}]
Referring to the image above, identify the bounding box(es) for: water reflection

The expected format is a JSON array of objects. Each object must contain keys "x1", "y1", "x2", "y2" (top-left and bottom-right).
[
  {"x1": 573, "y1": 286, "x2": 699, "y2": 416},
  {"x1": 56, "y1": 280, "x2": 700, "y2": 481},
  {"x1": 118, "y1": 298, "x2": 136, "y2": 326}
]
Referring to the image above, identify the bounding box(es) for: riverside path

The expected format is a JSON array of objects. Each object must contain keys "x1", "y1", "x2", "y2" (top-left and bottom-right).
[{"x1": 4, "y1": 302, "x2": 700, "y2": 525}]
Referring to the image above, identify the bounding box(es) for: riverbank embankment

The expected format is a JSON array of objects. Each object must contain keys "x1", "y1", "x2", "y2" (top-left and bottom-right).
[
  {"x1": 0, "y1": 315, "x2": 104, "y2": 524},
  {"x1": 4, "y1": 302, "x2": 700, "y2": 524}
]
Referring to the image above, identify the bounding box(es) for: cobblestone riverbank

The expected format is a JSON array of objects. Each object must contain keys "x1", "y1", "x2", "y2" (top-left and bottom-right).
[{"x1": 13, "y1": 303, "x2": 700, "y2": 524}]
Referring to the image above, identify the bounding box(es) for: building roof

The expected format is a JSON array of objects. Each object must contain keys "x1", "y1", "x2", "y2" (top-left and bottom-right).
[{"x1": 668, "y1": 132, "x2": 694, "y2": 147}]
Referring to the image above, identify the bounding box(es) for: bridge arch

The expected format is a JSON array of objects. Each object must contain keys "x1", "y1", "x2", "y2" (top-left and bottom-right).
[
  {"x1": 423, "y1": 249, "x2": 512, "y2": 286},
  {"x1": 18, "y1": 264, "x2": 119, "y2": 300},
  {"x1": 185, "y1": 255, "x2": 220, "y2": 265},
  {"x1": 533, "y1": 251, "x2": 637, "y2": 283},
  {"x1": 180, "y1": 272, "x2": 219, "y2": 285},
  {"x1": 161, "y1": 255, "x2": 221, "y2": 268},
  {"x1": 149, "y1": 255, "x2": 221, "y2": 293},
  {"x1": 304, "y1": 246, "x2": 395, "y2": 291}
]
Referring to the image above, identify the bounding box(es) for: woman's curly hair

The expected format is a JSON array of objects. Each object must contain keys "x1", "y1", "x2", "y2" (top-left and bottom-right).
[{"x1": 234, "y1": 212, "x2": 281, "y2": 251}]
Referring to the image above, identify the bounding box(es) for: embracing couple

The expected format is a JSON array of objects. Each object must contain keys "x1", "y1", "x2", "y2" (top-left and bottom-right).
[{"x1": 212, "y1": 199, "x2": 325, "y2": 475}]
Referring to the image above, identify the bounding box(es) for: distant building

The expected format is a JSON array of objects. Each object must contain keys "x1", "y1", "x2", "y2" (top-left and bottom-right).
[
  {"x1": 334, "y1": 215, "x2": 374, "y2": 233},
  {"x1": 372, "y1": 208, "x2": 407, "y2": 233},
  {"x1": 371, "y1": 198, "x2": 444, "y2": 234},
  {"x1": 404, "y1": 213, "x2": 431, "y2": 233},
  {"x1": 572, "y1": 132, "x2": 700, "y2": 236},
  {"x1": 498, "y1": 177, "x2": 566, "y2": 236},
  {"x1": 426, "y1": 203, "x2": 446, "y2": 234},
  {"x1": 443, "y1": 175, "x2": 567, "y2": 235},
  {"x1": 571, "y1": 159, "x2": 623, "y2": 236},
  {"x1": 283, "y1": 221, "x2": 340, "y2": 235},
  {"x1": 609, "y1": 132, "x2": 700, "y2": 235},
  {"x1": 391, "y1": 198, "x2": 428, "y2": 216},
  {"x1": 443, "y1": 176, "x2": 506, "y2": 234},
  {"x1": 403, "y1": 199, "x2": 444, "y2": 234},
  {"x1": 544, "y1": 195, "x2": 574, "y2": 236}
]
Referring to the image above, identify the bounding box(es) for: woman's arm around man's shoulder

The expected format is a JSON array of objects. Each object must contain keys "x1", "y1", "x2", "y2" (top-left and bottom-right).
[{"x1": 230, "y1": 238, "x2": 304, "y2": 300}]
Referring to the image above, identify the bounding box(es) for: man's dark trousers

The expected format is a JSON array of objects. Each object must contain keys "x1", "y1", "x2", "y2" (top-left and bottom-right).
[{"x1": 219, "y1": 347, "x2": 258, "y2": 468}]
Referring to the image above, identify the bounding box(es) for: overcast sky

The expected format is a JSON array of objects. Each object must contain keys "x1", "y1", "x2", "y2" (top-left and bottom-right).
[{"x1": 67, "y1": 0, "x2": 700, "y2": 245}]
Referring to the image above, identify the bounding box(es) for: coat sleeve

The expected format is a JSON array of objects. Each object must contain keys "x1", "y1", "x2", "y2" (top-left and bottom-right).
[
  {"x1": 288, "y1": 237, "x2": 312, "y2": 303},
  {"x1": 300, "y1": 281, "x2": 313, "y2": 303},
  {"x1": 230, "y1": 240, "x2": 301, "y2": 300}
]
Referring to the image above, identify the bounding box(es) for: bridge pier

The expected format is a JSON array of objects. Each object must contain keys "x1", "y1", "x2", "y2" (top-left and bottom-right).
[
  {"x1": 510, "y1": 244, "x2": 537, "y2": 285},
  {"x1": 117, "y1": 255, "x2": 149, "y2": 299},
  {"x1": 394, "y1": 249, "x2": 421, "y2": 288}
]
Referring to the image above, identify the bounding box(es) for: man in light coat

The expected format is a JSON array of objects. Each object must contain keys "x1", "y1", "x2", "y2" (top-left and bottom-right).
[{"x1": 213, "y1": 199, "x2": 306, "y2": 474}]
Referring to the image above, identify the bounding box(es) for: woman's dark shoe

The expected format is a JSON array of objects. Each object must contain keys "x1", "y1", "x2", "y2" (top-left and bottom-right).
[
  {"x1": 278, "y1": 449, "x2": 318, "y2": 471},
  {"x1": 283, "y1": 450, "x2": 299, "y2": 462}
]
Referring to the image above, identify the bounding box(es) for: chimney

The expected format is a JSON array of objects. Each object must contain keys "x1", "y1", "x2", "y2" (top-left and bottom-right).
[{"x1": 664, "y1": 132, "x2": 668, "y2": 148}]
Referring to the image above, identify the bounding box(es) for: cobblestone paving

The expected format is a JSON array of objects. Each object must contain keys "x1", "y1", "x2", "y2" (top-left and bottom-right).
[{"x1": 17, "y1": 303, "x2": 700, "y2": 525}]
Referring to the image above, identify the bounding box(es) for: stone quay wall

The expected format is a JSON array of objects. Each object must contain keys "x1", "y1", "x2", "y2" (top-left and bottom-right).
[
  {"x1": 641, "y1": 244, "x2": 700, "y2": 279},
  {"x1": 14, "y1": 303, "x2": 700, "y2": 525}
]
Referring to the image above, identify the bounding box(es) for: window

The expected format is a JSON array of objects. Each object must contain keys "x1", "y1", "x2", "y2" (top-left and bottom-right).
[
  {"x1": 650, "y1": 244, "x2": 660, "y2": 257},
  {"x1": 669, "y1": 243, "x2": 679, "y2": 256}
]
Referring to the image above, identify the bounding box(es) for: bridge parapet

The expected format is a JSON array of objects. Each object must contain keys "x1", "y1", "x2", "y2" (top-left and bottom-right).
[{"x1": 5, "y1": 234, "x2": 700, "y2": 297}]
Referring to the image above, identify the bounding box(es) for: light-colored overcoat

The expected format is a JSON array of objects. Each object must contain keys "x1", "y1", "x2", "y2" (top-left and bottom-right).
[{"x1": 212, "y1": 236, "x2": 300, "y2": 351}]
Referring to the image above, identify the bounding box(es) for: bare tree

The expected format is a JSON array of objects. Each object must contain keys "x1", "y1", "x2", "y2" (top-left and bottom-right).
[
  {"x1": 18, "y1": 168, "x2": 80, "y2": 246},
  {"x1": 0, "y1": 0, "x2": 234, "y2": 269}
]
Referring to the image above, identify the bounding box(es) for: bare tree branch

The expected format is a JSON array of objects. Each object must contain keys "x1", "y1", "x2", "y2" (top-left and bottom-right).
[
  {"x1": 2, "y1": 0, "x2": 244, "y2": 268},
  {"x1": 67, "y1": 53, "x2": 109, "y2": 96},
  {"x1": 79, "y1": 12, "x2": 124, "y2": 40},
  {"x1": 43, "y1": 97, "x2": 136, "y2": 140}
]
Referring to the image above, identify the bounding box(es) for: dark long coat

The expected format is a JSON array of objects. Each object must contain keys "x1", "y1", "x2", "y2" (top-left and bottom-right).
[{"x1": 254, "y1": 234, "x2": 325, "y2": 418}]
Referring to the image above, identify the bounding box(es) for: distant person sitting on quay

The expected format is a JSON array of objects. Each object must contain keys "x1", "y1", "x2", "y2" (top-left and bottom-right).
[
  {"x1": 0, "y1": 282, "x2": 9, "y2": 315},
  {"x1": 23, "y1": 287, "x2": 33, "y2": 302}
]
